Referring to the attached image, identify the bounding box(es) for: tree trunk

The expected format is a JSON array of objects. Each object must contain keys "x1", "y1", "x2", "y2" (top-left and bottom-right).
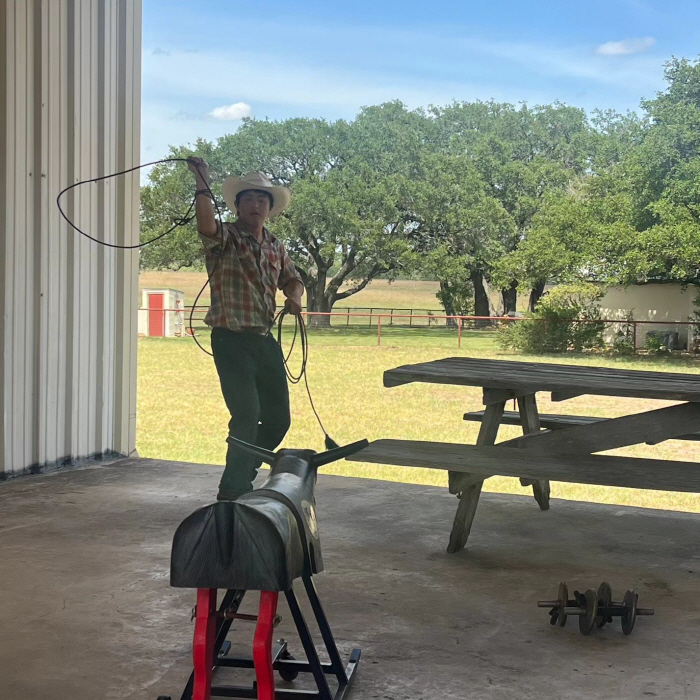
[
  {"x1": 315, "y1": 293, "x2": 334, "y2": 328},
  {"x1": 305, "y1": 271, "x2": 332, "y2": 328},
  {"x1": 529, "y1": 280, "x2": 546, "y2": 312},
  {"x1": 302, "y1": 258, "x2": 389, "y2": 329},
  {"x1": 438, "y1": 281, "x2": 458, "y2": 327},
  {"x1": 502, "y1": 281, "x2": 518, "y2": 315},
  {"x1": 471, "y1": 269, "x2": 491, "y2": 328}
]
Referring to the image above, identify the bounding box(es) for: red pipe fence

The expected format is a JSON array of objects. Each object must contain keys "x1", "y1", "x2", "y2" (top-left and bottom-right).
[{"x1": 139, "y1": 307, "x2": 699, "y2": 353}]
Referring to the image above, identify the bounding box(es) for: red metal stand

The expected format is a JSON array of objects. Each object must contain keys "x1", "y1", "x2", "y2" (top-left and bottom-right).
[
  {"x1": 192, "y1": 588, "x2": 218, "y2": 700},
  {"x1": 253, "y1": 592, "x2": 280, "y2": 700},
  {"x1": 161, "y1": 579, "x2": 360, "y2": 700}
]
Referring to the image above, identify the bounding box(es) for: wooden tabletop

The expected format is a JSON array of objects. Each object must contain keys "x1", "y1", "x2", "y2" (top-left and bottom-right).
[{"x1": 384, "y1": 357, "x2": 700, "y2": 402}]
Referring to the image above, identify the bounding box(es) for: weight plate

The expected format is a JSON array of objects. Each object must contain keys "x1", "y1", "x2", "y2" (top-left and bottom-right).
[
  {"x1": 557, "y1": 582, "x2": 569, "y2": 627},
  {"x1": 579, "y1": 589, "x2": 598, "y2": 635},
  {"x1": 596, "y1": 582, "x2": 612, "y2": 628},
  {"x1": 621, "y1": 589, "x2": 638, "y2": 635}
]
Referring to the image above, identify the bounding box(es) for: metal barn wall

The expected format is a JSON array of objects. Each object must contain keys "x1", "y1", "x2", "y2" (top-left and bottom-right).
[{"x1": 0, "y1": 0, "x2": 142, "y2": 477}]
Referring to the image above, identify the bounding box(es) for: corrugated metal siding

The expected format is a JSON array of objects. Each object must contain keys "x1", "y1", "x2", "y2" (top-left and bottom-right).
[{"x1": 0, "y1": 0, "x2": 142, "y2": 477}]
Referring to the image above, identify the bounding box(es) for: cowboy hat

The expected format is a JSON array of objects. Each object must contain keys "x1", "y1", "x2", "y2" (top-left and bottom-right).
[{"x1": 222, "y1": 171, "x2": 291, "y2": 218}]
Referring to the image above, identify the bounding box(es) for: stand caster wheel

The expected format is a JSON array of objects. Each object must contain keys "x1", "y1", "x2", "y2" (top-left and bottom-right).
[
  {"x1": 278, "y1": 651, "x2": 299, "y2": 682},
  {"x1": 157, "y1": 696, "x2": 172, "y2": 700}
]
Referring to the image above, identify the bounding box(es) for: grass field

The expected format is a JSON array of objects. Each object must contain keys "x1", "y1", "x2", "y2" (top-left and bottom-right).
[
  {"x1": 140, "y1": 271, "x2": 444, "y2": 311},
  {"x1": 137, "y1": 326, "x2": 700, "y2": 514}
]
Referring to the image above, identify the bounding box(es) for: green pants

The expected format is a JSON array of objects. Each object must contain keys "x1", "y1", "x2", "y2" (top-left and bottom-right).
[{"x1": 211, "y1": 327, "x2": 290, "y2": 497}]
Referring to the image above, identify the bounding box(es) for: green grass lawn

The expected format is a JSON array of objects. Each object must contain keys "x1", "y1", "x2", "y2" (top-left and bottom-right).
[
  {"x1": 140, "y1": 271, "x2": 444, "y2": 311},
  {"x1": 137, "y1": 326, "x2": 700, "y2": 514}
]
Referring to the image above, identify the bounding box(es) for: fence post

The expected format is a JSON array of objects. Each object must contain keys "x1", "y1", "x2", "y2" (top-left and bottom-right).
[
  {"x1": 369, "y1": 309, "x2": 373, "y2": 328},
  {"x1": 633, "y1": 321, "x2": 637, "y2": 353},
  {"x1": 458, "y1": 318, "x2": 462, "y2": 349},
  {"x1": 377, "y1": 315, "x2": 382, "y2": 346},
  {"x1": 346, "y1": 308, "x2": 350, "y2": 327},
  {"x1": 390, "y1": 309, "x2": 394, "y2": 326},
  {"x1": 410, "y1": 309, "x2": 413, "y2": 327}
]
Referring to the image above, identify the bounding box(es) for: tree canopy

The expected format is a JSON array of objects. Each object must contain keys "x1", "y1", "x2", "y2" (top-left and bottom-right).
[{"x1": 140, "y1": 56, "x2": 700, "y2": 318}]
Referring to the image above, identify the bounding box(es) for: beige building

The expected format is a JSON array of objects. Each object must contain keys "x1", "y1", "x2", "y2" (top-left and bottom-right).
[
  {"x1": 0, "y1": 1, "x2": 142, "y2": 477},
  {"x1": 599, "y1": 282, "x2": 698, "y2": 350}
]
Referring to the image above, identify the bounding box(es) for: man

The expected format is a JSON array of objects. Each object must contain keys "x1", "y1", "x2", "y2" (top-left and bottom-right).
[{"x1": 187, "y1": 158, "x2": 304, "y2": 500}]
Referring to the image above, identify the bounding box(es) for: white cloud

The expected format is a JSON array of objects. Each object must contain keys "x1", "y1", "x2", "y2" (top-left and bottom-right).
[
  {"x1": 596, "y1": 37, "x2": 656, "y2": 56},
  {"x1": 479, "y1": 37, "x2": 662, "y2": 89},
  {"x1": 208, "y1": 102, "x2": 252, "y2": 120}
]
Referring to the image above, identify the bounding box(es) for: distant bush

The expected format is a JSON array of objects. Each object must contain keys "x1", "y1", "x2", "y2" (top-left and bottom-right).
[
  {"x1": 498, "y1": 282, "x2": 605, "y2": 353},
  {"x1": 644, "y1": 330, "x2": 678, "y2": 354},
  {"x1": 611, "y1": 311, "x2": 636, "y2": 355}
]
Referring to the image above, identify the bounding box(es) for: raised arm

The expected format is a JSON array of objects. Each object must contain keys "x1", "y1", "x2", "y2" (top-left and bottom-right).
[{"x1": 187, "y1": 157, "x2": 217, "y2": 237}]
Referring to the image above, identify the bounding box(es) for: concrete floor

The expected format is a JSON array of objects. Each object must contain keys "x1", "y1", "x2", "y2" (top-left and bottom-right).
[{"x1": 1, "y1": 459, "x2": 699, "y2": 700}]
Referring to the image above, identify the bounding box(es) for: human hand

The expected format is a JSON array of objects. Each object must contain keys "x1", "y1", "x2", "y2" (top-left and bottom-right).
[
  {"x1": 187, "y1": 157, "x2": 210, "y2": 186},
  {"x1": 284, "y1": 296, "x2": 303, "y2": 315}
]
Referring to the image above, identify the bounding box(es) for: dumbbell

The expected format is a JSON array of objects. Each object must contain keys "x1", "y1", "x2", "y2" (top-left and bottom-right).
[{"x1": 538, "y1": 582, "x2": 654, "y2": 635}]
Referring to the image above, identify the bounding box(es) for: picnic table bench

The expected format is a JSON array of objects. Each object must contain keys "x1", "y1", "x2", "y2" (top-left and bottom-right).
[
  {"x1": 347, "y1": 358, "x2": 700, "y2": 553},
  {"x1": 462, "y1": 410, "x2": 700, "y2": 443}
]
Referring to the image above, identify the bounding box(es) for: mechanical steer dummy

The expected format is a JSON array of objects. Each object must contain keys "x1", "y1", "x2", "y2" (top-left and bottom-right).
[{"x1": 170, "y1": 439, "x2": 369, "y2": 591}]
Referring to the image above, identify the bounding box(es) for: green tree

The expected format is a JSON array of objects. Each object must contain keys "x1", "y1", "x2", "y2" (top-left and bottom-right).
[
  {"x1": 140, "y1": 59, "x2": 700, "y2": 325},
  {"x1": 432, "y1": 101, "x2": 594, "y2": 313},
  {"x1": 626, "y1": 57, "x2": 700, "y2": 280},
  {"x1": 140, "y1": 107, "x2": 424, "y2": 324},
  {"x1": 407, "y1": 151, "x2": 514, "y2": 322},
  {"x1": 490, "y1": 59, "x2": 700, "y2": 303},
  {"x1": 491, "y1": 168, "x2": 653, "y2": 308}
]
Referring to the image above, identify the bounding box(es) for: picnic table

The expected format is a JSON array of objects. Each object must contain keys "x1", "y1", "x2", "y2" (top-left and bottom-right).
[{"x1": 347, "y1": 357, "x2": 700, "y2": 553}]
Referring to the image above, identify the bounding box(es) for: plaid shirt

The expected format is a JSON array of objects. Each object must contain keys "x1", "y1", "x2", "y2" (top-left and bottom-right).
[{"x1": 201, "y1": 222, "x2": 302, "y2": 332}]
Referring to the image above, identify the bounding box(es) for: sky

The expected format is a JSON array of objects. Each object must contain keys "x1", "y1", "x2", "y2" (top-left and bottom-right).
[{"x1": 141, "y1": 0, "x2": 700, "y2": 162}]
